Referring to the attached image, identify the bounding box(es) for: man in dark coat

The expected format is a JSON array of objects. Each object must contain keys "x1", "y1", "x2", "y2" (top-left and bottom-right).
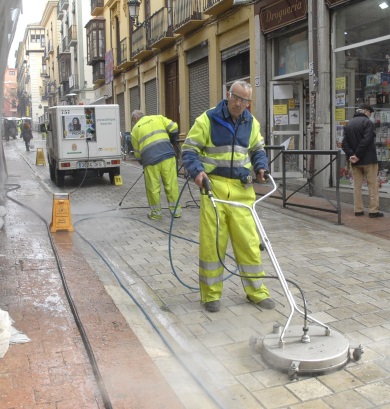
[{"x1": 342, "y1": 103, "x2": 383, "y2": 218}]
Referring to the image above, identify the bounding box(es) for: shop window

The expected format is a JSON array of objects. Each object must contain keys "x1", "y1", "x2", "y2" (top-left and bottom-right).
[
  {"x1": 333, "y1": 1, "x2": 390, "y2": 187},
  {"x1": 335, "y1": 40, "x2": 390, "y2": 115},
  {"x1": 224, "y1": 51, "x2": 249, "y2": 83},
  {"x1": 273, "y1": 28, "x2": 309, "y2": 77},
  {"x1": 334, "y1": 0, "x2": 390, "y2": 48}
]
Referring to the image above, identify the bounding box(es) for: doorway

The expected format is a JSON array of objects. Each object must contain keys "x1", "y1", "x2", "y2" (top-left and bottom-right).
[{"x1": 269, "y1": 80, "x2": 304, "y2": 177}]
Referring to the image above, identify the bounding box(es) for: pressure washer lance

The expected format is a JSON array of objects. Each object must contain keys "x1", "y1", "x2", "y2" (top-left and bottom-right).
[
  {"x1": 202, "y1": 177, "x2": 213, "y2": 199},
  {"x1": 117, "y1": 170, "x2": 145, "y2": 209}
]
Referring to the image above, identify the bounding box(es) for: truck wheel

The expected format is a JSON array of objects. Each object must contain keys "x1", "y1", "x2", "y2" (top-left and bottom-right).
[
  {"x1": 55, "y1": 167, "x2": 65, "y2": 187},
  {"x1": 49, "y1": 161, "x2": 55, "y2": 182},
  {"x1": 109, "y1": 167, "x2": 120, "y2": 184}
]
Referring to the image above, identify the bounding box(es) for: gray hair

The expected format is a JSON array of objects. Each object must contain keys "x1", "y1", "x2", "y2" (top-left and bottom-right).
[
  {"x1": 230, "y1": 80, "x2": 252, "y2": 99},
  {"x1": 131, "y1": 110, "x2": 144, "y2": 121}
]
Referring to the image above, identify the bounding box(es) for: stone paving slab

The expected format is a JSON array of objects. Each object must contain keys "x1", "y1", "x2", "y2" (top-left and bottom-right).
[{"x1": 2, "y1": 137, "x2": 390, "y2": 408}]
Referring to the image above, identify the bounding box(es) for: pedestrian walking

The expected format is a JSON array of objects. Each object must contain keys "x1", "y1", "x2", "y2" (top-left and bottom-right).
[
  {"x1": 342, "y1": 103, "x2": 383, "y2": 218},
  {"x1": 181, "y1": 80, "x2": 275, "y2": 313},
  {"x1": 40, "y1": 122, "x2": 47, "y2": 140},
  {"x1": 131, "y1": 110, "x2": 182, "y2": 220},
  {"x1": 20, "y1": 122, "x2": 33, "y2": 151}
]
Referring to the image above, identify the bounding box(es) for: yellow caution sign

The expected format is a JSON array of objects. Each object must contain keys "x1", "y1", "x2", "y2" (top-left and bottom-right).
[
  {"x1": 114, "y1": 175, "x2": 123, "y2": 185},
  {"x1": 50, "y1": 193, "x2": 74, "y2": 233},
  {"x1": 36, "y1": 148, "x2": 46, "y2": 166}
]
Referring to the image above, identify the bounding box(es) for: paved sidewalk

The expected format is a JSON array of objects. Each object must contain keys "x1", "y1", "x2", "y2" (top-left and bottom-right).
[{"x1": 1, "y1": 136, "x2": 390, "y2": 409}]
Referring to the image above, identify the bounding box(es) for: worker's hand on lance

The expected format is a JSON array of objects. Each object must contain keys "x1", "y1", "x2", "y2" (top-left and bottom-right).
[
  {"x1": 195, "y1": 171, "x2": 207, "y2": 188},
  {"x1": 256, "y1": 169, "x2": 269, "y2": 183}
]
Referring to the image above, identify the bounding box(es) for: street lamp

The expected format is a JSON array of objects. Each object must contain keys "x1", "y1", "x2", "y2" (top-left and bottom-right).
[{"x1": 127, "y1": 0, "x2": 145, "y2": 28}]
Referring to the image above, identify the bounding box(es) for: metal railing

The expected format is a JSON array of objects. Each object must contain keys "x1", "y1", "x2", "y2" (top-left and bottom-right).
[
  {"x1": 263, "y1": 147, "x2": 342, "y2": 224},
  {"x1": 173, "y1": 0, "x2": 203, "y2": 28},
  {"x1": 131, "y1": 26, "x2": 148, "y2": 57},
  {"x1": 148, "y1": 7, "x2": 173, "y2": 47},
  {"x1": 68, "y1": 25, "x2": 77, "y2": 45},
  {"x1": 119, "y1": 38, "x2": 129, "y2": 65}
]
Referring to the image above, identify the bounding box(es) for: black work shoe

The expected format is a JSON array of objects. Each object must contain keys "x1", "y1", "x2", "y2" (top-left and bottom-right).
[
  {"x1": 369, "y1": 212, "x2": 384, "y2": 218},
  {"x1": 204, "y1": 300, "x2": 220, "y2": 312},
  {"x1": 246, "y1": 296, "x2": 275, "y2": 310},
  {"x1": 259, "y1": 298, "x2": 276, "y2": 310},
  {"x1": 354, "y1": 211, "x2": 364, "y2": 216}
]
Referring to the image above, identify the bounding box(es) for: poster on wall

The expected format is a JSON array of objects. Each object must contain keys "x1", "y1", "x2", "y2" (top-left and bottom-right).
[
  {"x1": 274, "y1": 115, "x2": 289, "y2": 125},
  {"x1": 335, "y1": 108, "x2": 346, "y2": 121},
  {"x1": 336, "y1": 93, "x2": 346, "y2": 107},
  {"x1": 273, "y1": 84, "x2": 293, "y2": 100},
  {"x1": 62, "y1": 115, "x2": 87, "y2": 139},
  {"x1": 335, "y1": 77, "x2": 346, "y2": 90},
  {"x1": 289, "y1": 110, "x2": 299, "y2": 124},
  {"x1": 335, "y1": 124, "x2": 346, "y2": 149}
]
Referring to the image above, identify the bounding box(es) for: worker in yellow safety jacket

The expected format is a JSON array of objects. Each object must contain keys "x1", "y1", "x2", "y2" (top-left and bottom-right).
[
  {"x1": 131, "y1": 110, "x2": 182, "y2": 220},
  {"x1": 181, "y1": 80, "x2": 275, "y2": 313}
]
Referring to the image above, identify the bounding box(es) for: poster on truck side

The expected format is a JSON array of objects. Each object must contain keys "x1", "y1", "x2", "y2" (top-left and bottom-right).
[{"x1": 62, "y1": 108, "x2": 96, "y2": 141}]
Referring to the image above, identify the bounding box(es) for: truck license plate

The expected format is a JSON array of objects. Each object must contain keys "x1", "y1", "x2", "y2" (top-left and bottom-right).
[{"x1": 77, "y1": 161, "x2": 104, "y2": 169}]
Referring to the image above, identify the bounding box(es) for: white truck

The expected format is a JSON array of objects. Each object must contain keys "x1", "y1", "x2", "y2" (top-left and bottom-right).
[{"x1": 46, "y1": 105, "x2": 122, "y2": 187}]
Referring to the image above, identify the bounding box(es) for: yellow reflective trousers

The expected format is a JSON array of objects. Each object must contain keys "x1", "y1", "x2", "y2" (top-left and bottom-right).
[
  {"x1": 199, "y1": 175, "x2": 270, "y2": 303},
  {"x1": 143, "y1": 156, "x2": 182, "y2": 217}
]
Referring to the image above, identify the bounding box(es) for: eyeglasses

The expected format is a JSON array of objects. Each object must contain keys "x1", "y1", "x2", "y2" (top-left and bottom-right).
[{"x1": 229, "y1": 92, "x2": 251, "y2": 105}]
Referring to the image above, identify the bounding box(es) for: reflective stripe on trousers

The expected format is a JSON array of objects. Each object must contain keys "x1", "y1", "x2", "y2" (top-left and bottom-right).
[
  {"x1": 144, "y1": 156, "x2": 182, "y2": 216},
  {"x1": 199, "y1": 175, "x2": 269, "y2": 303}
]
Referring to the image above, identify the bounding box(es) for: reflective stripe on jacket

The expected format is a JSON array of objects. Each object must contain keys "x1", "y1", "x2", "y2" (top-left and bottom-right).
[
  {"x1": 131, "y1": 115, "x2": 178, "y2": 167},
  {"x1": 181, "y1": 99, "x2": 268, "y2": 181}
]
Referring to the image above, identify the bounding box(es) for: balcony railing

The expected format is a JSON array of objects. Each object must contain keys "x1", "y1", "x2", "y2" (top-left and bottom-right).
[
  {"x1": 59, "y1": 0, "x2": 69, "y2": 11},
  {"x1": 92, "y1": 62, "x2": 105, "y2": 84},
  {"x1": 203, "y1": 0, "x2": 234, "y2": 16},
  {"x1": 62, "y1": 81, "x2": 70, "y2": 96},
  {"x1": 57, "y1": 44, "x2": 70, "y2": 61},
  {"x1": 111, "y1": 48, "x2": 122, "y2": 74},
  {"x1": 173, "y1": 0, "x2": 204, "y2": 35},
  {"x1": 68, "y1": 25, "x2": 77, "y2": 46},
  {"x1": 58, "y1": 84, "x2": 64, "y2": 100},
  {"x1": 40, "y1": 67, "x2": 49, "y2": 77},
  {"x1": 48, "y1": 82, "x2": 58, "y2": 95},
  {"x1": 148, "y1": 7, "x2": 175, "y2": 49},
  {"x1": 118, "y1": 37, "x2": 136, "y2": 70},
  {"x1": 131, "y1": 25, "x2": 153, "y2": 60},
  {"x1": 62, "y1": 36, "x2": 70, "y2": 53},
  {"x1": 57, "y1": 3, "x2": 64, "y2": 19},
  {"x1": 69, "y1": 74, "x2": 79, "y2": 91},
  {"x1": 60, "y1": 67, "x2": 70, "y2": 83},
  {"x1": 91, "y1": 0, "x2": 104, "y2": 16}
]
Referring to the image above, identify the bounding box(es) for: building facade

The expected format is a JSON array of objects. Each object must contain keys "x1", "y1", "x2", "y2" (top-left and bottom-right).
[
  {"x1": 16, "y1": 23, "x2": 47, "y2": 128},
  {"x1": 1, "y1": 0, "x2": 23, "y2": 212},
  {"x1": 14, "y1": 0, "x2": 390, "y2": 189},
  {"x1": 2, "y1": 68, "x2": 18, "y2": 118},
  {"x1": 56, "y1": 0, "x2": 94, "y2": 106}
]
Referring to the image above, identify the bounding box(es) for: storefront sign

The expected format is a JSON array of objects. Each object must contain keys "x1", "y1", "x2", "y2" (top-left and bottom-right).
[{"x1": 260, "y1": 0, "x2": 308, "y2": 34}]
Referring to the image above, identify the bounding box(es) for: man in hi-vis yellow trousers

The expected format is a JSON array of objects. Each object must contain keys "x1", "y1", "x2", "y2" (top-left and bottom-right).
[{"x1": 182, "y1": 80, "x2": 275, "y2": 313}]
